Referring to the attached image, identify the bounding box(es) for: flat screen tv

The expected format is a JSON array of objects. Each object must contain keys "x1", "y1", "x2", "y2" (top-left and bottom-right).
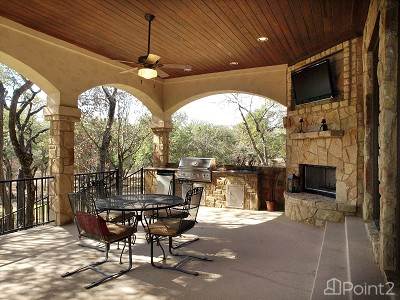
[{"x1": 292, "y1": 59, "x2": 334, "y2": 105}]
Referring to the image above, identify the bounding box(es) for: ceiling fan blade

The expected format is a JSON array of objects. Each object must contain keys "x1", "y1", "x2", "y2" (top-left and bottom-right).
[
  {"x1": 156, "y1": 68, "x2": 170, "y2": 78},
  {"x1": 120, "y1": 67, "x2": 138, "y2": 74},
  {"x1": 159, "y1": 64, "x2": 192, "y2": 70},
  {"x1": 111, "y1": 59, "x2": 139, "y2": 65},
  {"x1": 145, "y1": 53, "x2": 161, "y2": 65}
]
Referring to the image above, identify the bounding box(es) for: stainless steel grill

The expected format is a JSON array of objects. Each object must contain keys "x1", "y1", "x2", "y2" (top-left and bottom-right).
[{"x1": 176, "y1": 157, "x2": 216, "y2": 183}]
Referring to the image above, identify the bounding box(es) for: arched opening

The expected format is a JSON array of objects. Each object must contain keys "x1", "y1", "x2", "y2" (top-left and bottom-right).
[
  {"x1": 169, "y1": 91, "x2": 287, "y2": 211},
  {"x1": 0, "y1": 51, "x2": 60, "y2": 105},
  {"x1": 166, "y1": 89, "x2": 286, "y2": 118},
  {"x1": 75, "y1": 82, "x2": 163, "y2": 120},
  {"x1": 75, "y1": 85, "x2": 153, "y2": 177},
  {"x1": 170, "y1": 92, "x2": 286, "y2": 167},
  {"x1": 0, "y1": 62, "x2": 52, "y2": 232}
]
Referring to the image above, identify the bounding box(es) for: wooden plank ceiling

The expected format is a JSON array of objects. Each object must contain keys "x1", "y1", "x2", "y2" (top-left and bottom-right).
[{"x1": 0, "y1": 0, "x2": 370, "y2": 78}]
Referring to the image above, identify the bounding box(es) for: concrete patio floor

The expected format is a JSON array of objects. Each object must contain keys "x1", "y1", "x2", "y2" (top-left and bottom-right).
[{"x1": 0, "y1": 207, "x2": 324, "y2": 300}]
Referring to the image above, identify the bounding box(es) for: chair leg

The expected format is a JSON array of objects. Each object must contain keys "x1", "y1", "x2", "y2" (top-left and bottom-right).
[
  {"x1": 78, "y1": 237, "x2": 106, "y2": 252},
  {"x1": 120, "y1": 234, "x2": 136, "y2": 264},
  {"x1": 85, "y1": 238, "x2": 132, "y2": 289},
  {"x1": 168, "y1": 237, "x2": 212, "y2": 262},
  {"x1": 156, "y1": 236, "x2": 166, "y2": 260},
  {"x1": 62, "y1": 237, "x2": 133, "y2": 289},
  {"x1": 62, "y1": 243, "x2": 110, "y2": 278},
  {"x1": 149, "y1": 234, "x2": 210, "y2": 276},
  {"x1": 171, "y1": 235, "x2": 200, "y2": 249}
]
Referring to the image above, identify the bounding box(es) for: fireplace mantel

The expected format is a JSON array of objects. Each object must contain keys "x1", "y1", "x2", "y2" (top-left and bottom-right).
[{"x1": 290, "y1": 130, "x2": 344, "y2": 140}]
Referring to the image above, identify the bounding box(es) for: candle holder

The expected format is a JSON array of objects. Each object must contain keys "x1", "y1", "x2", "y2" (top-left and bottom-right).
[
  {"x1": 299, "y1": 118, "x2": 304, "y2": 133},
  {"x1": 320, "y1": 118, "x2": 328, "y2": 131}
]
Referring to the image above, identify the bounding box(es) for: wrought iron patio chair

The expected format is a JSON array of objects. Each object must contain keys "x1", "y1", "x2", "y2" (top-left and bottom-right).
[
  {"x1": 62, "y1": 191, "x2": 136, "y2": 289},
  {"x1": 145, "y1": 187, "x2": 212, "y2": 276},
  {"x1": 154, "y1": 187, "x2": 203, "y2": 249},
  {"x1": 143, "y1": 177, "x2": 175, "y2": 222},
  {"x1": 90, "y1": 181, "x2": 137, "y2": 225}
]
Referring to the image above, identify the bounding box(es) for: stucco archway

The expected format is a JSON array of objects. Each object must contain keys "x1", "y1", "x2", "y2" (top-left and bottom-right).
[
  {"x1": 0, "y1": 50, "x2": 60, "y2": 104},
  {"x1": 75, "y1": 83, "x2": 163, "y2": 120},
  {"x1": 168, "y1": 89, "x2": 284, "y2": 118},
  {"x1": 162, "y1": 64, "x2": 287, "y2": 118}
]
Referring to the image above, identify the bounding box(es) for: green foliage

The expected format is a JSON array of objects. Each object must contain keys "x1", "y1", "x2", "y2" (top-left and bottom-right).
[
  {"x1": 170, "y1": 95, "x2": 286, "y2": 166},
  {"x1": 170, "y1": 113, "x2": 237, "y2": 164},
  {"x1": 234, "y1": 103, "x2": 286, "y2": 165},
  {"x1": 75, "y1": 86, "x2": 152, "y2": 174},
  {"x1": 0, "y1": 64, "x2": 49, "y2": 177}
]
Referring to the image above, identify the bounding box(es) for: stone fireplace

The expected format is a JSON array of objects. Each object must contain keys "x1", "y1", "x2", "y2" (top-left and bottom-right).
[
  {"x1": 284, "y1": 38, "x2": 364, "y2": 226},
  {"x1": 301, "y1": 164, "x2": 336, "y2": 198}
]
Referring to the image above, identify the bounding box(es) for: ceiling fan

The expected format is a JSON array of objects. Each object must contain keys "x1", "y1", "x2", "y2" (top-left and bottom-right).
[{"x1": 116, "y1": 13, "x2": 192, "y2": 79}]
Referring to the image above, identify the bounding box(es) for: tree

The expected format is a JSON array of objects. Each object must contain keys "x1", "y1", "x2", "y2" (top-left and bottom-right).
[
  {"x1": 170, "y1": 94, "x2": 286, "y2": 167},
  {"x1": 226, "y1": 93, "x2": 285, "y2": 166},
  {"x1": 110, "y1": 107, "x2": 152, "y2": 178},
  {"x1": 170, "y1": 113, "x2": 238, "y2": 164},
  {"x1": 76, "y1": 86, "x2": 152, "y2": 177},
  {"x1": 0, "y1": 81, "x2": 13, "y2": 230},
  {"x1": 0, "y1": 64, "x2": 49, "y2": 227},
  {"x1": 79, "y1": 86, "x2": 117, "y2": 172}
]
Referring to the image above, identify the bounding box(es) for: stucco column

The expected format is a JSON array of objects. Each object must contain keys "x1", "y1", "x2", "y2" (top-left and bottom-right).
[
  {"x1": 151, "y1": 117, "x2": 172, "y2": 167},
  {"x1": 45, "y1": 105, "x2": 81, "y2": 225}
]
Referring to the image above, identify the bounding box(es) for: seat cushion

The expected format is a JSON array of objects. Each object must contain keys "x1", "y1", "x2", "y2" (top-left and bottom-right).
[
  {"x1": 144, "y1": 209, "x2": 189, "y2": 219},
  {"x1": 99, "y1": 211, "x2": 136, "y2": 223},
  {"x1": 78, "y1": 213, "x2": 137, "y2": 243},
  {"x1": 104, "y1": 223, "x2": 137, "y2": 243},
  {"x1": 145, "y1": 219, "x2": 195, "y2": 237}
]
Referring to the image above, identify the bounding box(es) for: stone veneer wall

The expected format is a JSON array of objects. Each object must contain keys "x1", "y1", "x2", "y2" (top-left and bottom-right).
[
  {"x1": 284, "y1": 38, "x2": 364, "y2": 209},
  {"x1": 362, "y1": 0, "x2": 399, "y2": 273},
  {"x1": 204, "y1": 172, "x2": 259, "y2": 210},
  {"x1": 285, "y1": 192, "x2": 356, "y2": 227}
]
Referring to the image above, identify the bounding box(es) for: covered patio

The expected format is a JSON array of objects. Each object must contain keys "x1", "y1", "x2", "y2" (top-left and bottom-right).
[
  {"x1": 0, "y1": 0, "x2": 399, "y2": 299},
  {"x1": 0, "y1": 207, "x2": 322, "y2": 300}
]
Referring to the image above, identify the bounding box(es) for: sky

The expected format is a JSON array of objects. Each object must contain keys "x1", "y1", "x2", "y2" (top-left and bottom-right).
[
  {"x1": 175, "y1": 93, "x2": 284, "y2": 126},
  {"x1": 43, "y1": 91, "x2": 285, "y2": 125}
]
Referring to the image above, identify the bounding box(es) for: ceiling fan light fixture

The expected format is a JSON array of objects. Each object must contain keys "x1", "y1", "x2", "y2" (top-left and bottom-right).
[
  {"x1": 138, "y1": 67, "x2": 157, "y2": 79},
  {"x1": 257, "y1": 36, "x2": 269, "y2": 42}
]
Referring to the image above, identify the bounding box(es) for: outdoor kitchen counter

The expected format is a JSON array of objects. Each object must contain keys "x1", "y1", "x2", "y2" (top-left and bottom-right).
[
  {"x1": 143, "y1": 167, "x2": 260, "y2": 174},
  {"x1": 206, "y1": 169, "x2": 260, "y2": 210},
  {"x1": 143, "y1": 167, "x2": 178, "y2": 171},
  {"x1": 212, "y1": 169, "x2": 259, "y2": 174},
  {"x1": 143, "y1": 167, "x2": 285, "y2": 211}
]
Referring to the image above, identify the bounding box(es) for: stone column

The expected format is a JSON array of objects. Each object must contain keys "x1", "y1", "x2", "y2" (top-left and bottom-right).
[
  {"x1": 377, "y1": 0, "x2": 398, "y2": 272},
  {"x1": 151, "y1": 117, "x2": 172, "y2": 167},
  {"x1": 362, "y1": 51, "x2": 374, "y2": 221},
  {"x1": 45, "y1": 105, "x2": 81, "y2": 225}
]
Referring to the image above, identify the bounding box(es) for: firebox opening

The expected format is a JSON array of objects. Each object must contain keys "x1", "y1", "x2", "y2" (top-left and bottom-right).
[{"x1": 301, "y1": 164, "x2": 336, "y2": 198}]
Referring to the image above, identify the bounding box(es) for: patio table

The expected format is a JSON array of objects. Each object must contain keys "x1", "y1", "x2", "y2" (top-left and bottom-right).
[{"x1": 95, "y1": 193, "x2": 184, "y2": 228}]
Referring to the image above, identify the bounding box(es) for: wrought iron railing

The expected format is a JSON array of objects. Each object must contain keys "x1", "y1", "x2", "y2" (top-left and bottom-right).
[
  {"x1": 74, "y1": 168, "x2": 144, "y2": 196},
  {"x1": 74, "y1": 170, "x2": 120, "y2": 197},
  {"x1": 0, "y1": 176, "x2": 54, "y2": 235},
  {"x1": 122, "y1": 168, "x2": 144, "y2": 195},
  {"x1": 0, "y1": 168, "x2": 145, "y2": 236}
]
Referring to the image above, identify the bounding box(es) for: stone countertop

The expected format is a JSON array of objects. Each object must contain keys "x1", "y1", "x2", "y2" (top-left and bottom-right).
[
  {"x1": 144, "y1": 167, "x2": 178, "y2": 171},
  {"x1": 144, "y1": 167, "x2": 259, "y2": 174},
  {"x1": 212, "y1": 169, "x2": 259, "y2": 175}
]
